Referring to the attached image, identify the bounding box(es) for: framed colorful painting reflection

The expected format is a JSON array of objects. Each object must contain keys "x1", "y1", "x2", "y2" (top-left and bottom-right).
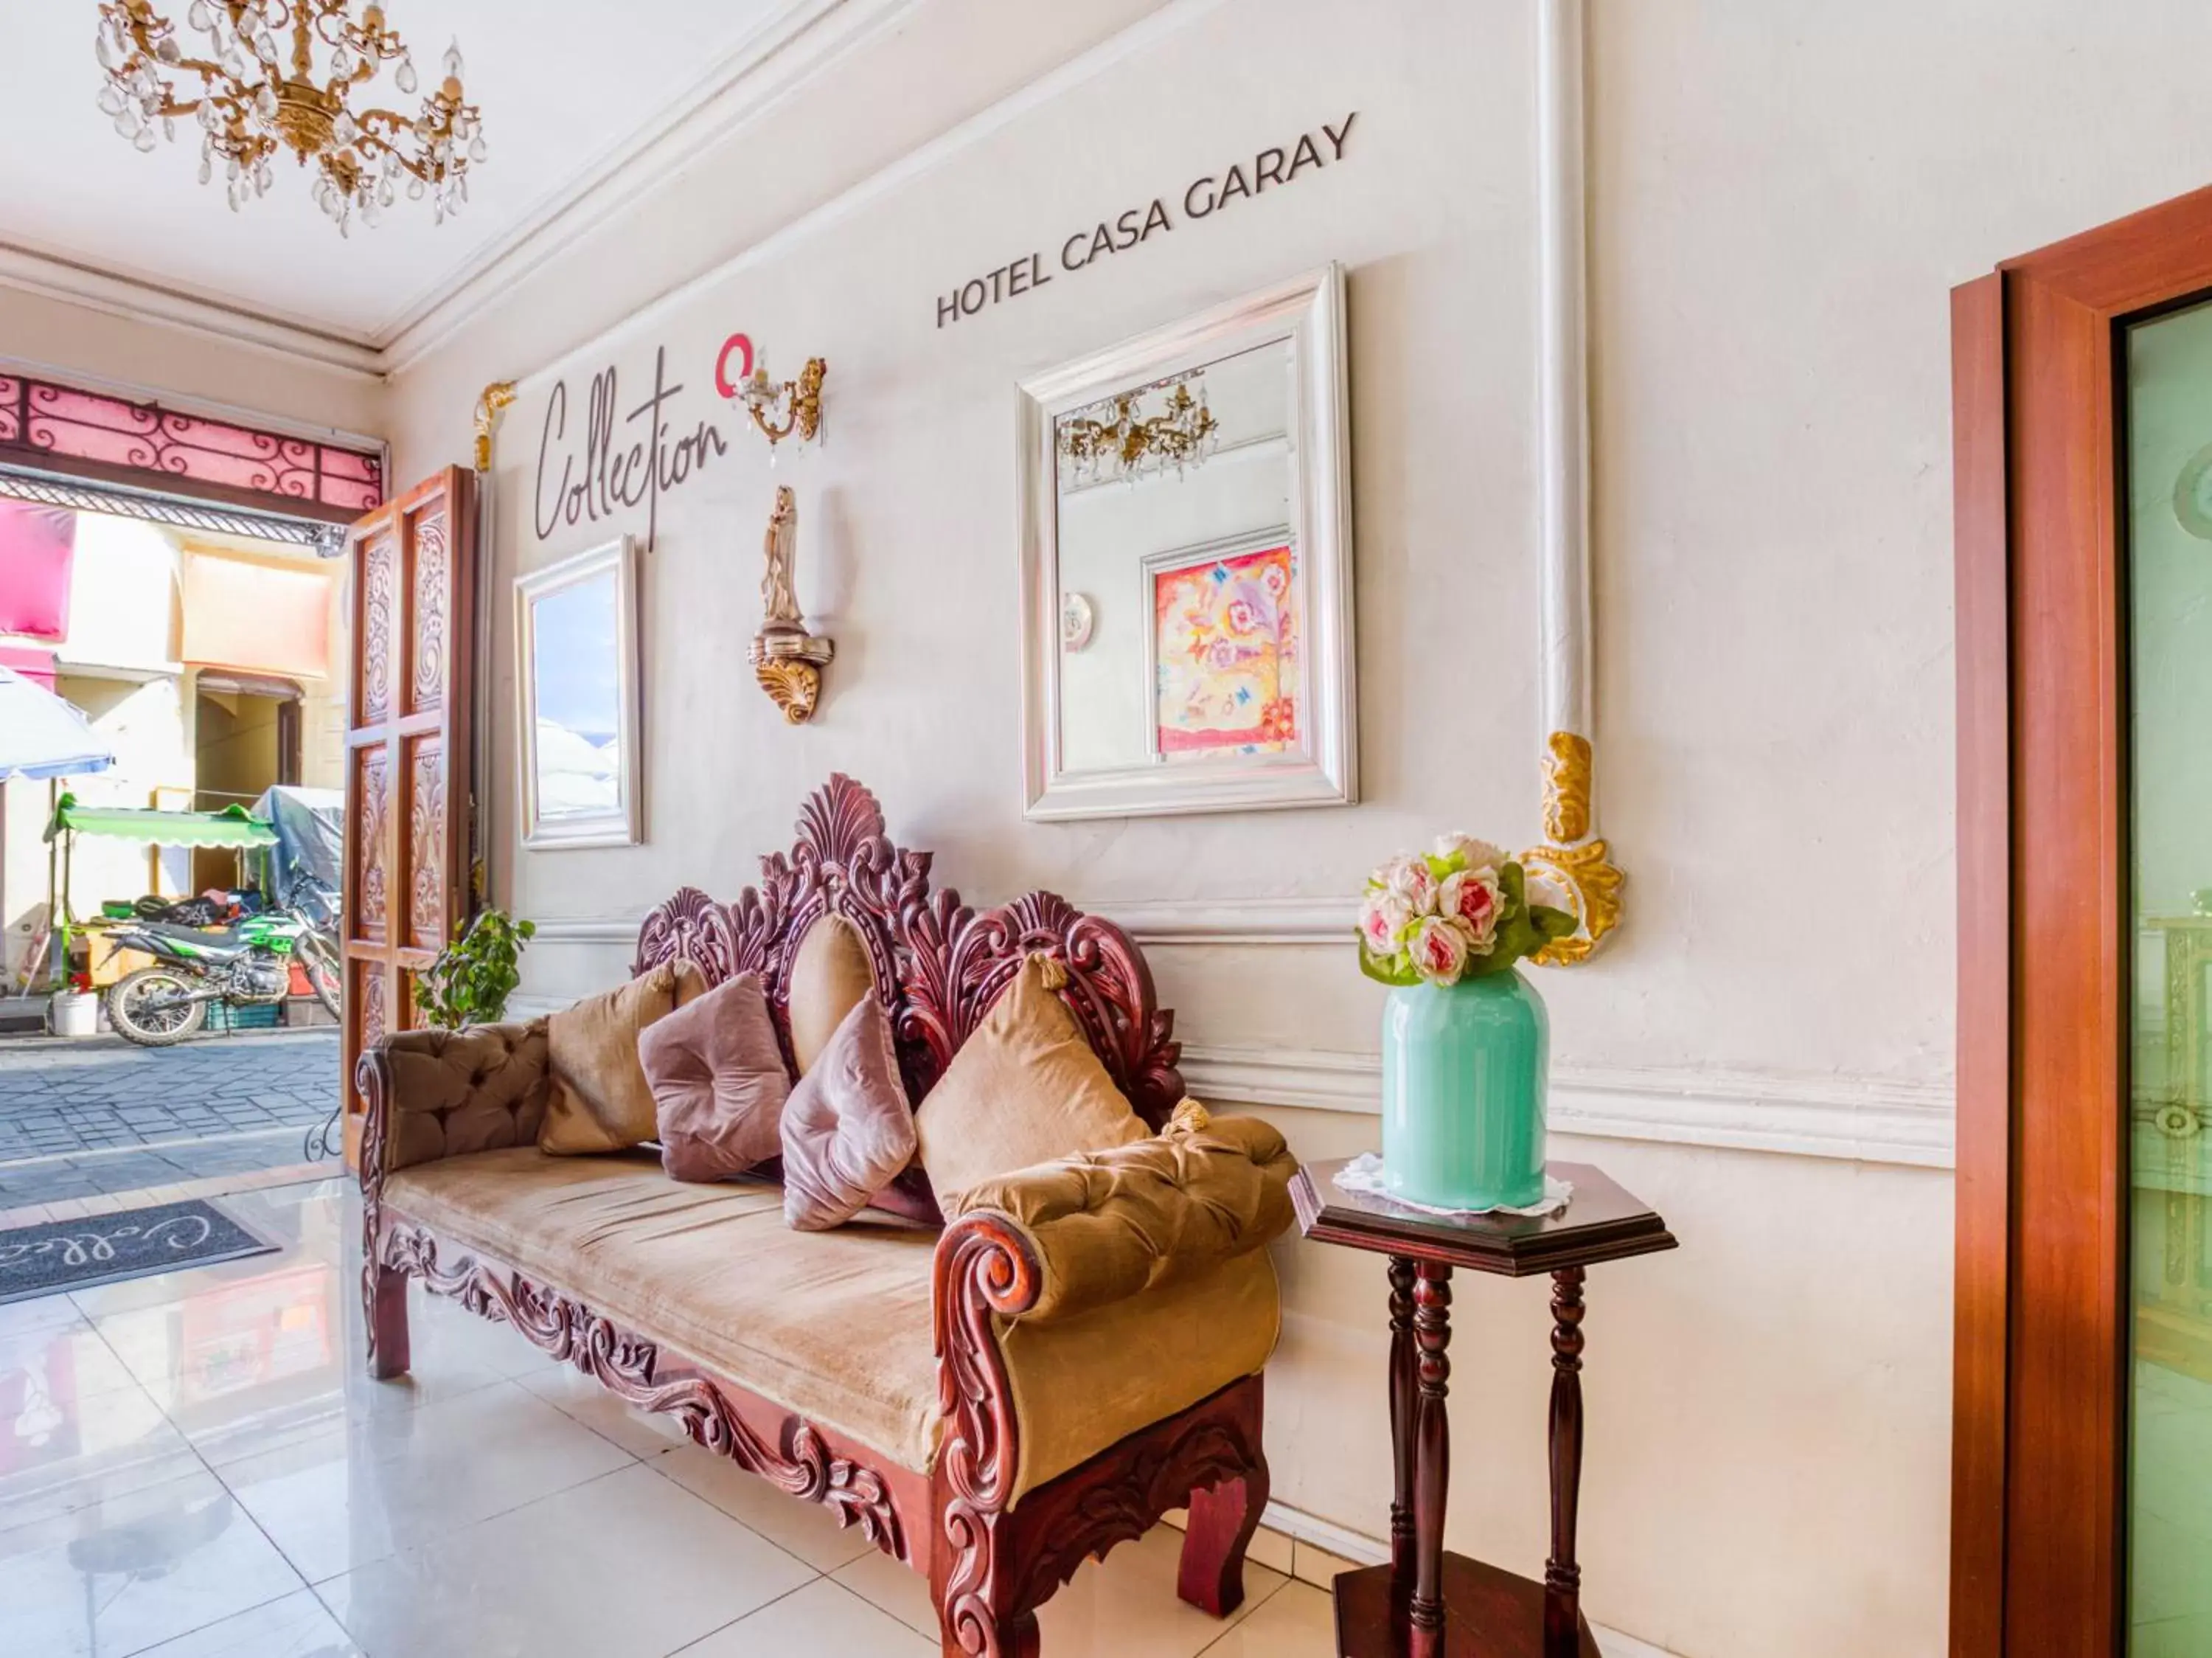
[{"x1": 1145, "y1": 533, "x2": 1299, "y2": 762}]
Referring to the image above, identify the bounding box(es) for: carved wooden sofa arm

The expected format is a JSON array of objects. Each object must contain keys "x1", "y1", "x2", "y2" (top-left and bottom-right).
[
  {"x1": 357, "y1": 1020, "x2": 550, "y2": 1378},
  {"x1": 950, "y1": 1111, "x2": 1298, "y2": 1324},
  {"x1": 929, "y1": 1113, "x2": 1295, "y2": 1656}
]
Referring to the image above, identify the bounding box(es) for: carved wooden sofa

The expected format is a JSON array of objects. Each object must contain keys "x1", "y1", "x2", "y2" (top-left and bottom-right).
[{"x1": 355, "y1": 776, "x2": 1293, "y2": 1657}]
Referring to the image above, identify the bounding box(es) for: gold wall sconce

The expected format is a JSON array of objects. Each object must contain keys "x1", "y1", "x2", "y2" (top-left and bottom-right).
[
  {"x1": 749, "y1": 486, "x2": 835, "y2": 723},
  {"x1": 737, "y1": 356, "x2": 827, "y2": 454}
]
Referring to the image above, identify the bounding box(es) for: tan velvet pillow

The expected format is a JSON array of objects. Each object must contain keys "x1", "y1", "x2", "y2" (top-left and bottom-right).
[
  {"x1": 540, "y1": 960, "x2": 708, "y2": 1155},
  {"x1": 916, "y1": 954, "x2": 1148, "y2": 1211},
  {"x1": 786, "y1": 915, "x2": 876, "y2": 1075},
  {"x1": 780, "y1": 994, "x2": 919, "y2": 1230},
  {"x1": 640, "y1": 971, "x2": 790, "y2": 1182}
]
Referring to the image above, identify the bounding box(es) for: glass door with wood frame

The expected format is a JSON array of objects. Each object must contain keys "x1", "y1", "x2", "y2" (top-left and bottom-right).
[{"x1": 2126, "y1": 295, "x2": 2212, "y2": 1657}]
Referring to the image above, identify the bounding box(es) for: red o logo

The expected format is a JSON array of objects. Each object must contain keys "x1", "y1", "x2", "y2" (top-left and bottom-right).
[{"x1": 714, "y1": 333, "x2": 755, "y2": 398}]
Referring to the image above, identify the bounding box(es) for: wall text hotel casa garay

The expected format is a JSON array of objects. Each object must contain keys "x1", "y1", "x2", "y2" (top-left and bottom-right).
[{"x1": 934, "y1": 112, "x2": 1357, "y2": 328}]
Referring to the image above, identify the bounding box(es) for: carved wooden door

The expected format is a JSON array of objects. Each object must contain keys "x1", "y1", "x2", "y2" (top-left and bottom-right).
[{"x1": 340, "y1": 468, "x2": 476, "y2": 1168}]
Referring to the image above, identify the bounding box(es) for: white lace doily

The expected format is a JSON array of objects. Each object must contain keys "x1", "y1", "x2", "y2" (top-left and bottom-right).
[{"x1": 1332, "y1": 1151, "x2": 1572, "y2": 1219}]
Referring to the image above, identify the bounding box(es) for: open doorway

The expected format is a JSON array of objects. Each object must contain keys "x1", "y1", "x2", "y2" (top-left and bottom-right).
[
  {"x1": 192, "y1": 673, "x2": 303, "y2": 892},
  {"x1": 0, "y1": 506, "x2": 355, "y2": 1211}
]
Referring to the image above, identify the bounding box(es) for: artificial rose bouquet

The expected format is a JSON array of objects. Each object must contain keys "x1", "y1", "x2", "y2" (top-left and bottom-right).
[{"x1": 1357, "y1": 833, "x2": 1577, "y2": 987}]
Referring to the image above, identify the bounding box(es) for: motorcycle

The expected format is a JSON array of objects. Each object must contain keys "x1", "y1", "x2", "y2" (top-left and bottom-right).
[{"x1": 100, "y1": 906, "x2": 342, "y2": 1047}]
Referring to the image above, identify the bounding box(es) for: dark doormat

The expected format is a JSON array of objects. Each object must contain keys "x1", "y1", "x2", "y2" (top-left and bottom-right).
[{"x1": 0, "y1": 1199, "x2": 277, "y2": 1305}]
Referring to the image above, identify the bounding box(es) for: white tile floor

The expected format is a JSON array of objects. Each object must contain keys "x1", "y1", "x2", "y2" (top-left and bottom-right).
[{"x1": 0, "y1": 1176, "x2": 1339, "y2": 1658}]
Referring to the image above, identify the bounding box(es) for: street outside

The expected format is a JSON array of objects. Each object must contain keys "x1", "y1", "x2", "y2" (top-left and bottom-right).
[{"x1": 0, "y1": 1027, "x2": 339, "y2": 1211}]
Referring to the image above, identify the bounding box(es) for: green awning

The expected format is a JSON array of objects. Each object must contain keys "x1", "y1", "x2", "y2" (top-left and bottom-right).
[{"x1": 44, "y1": 795, "x2": 279, "y2": 848}]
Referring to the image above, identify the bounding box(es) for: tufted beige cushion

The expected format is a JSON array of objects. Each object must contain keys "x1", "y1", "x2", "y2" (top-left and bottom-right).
[
  {"x1": 381, "y1": 1144, "x2": 1281, "y2": 1496},
  {"x1": 953, "y1": 1111, "x2": 1297, "y2": 1323},
  {"x1": 785, "y1": 915, "x2": 875, "y2": 1075},
  {"x1": 377, "y1": 1021, "x2": 551, "y2": 1173}
]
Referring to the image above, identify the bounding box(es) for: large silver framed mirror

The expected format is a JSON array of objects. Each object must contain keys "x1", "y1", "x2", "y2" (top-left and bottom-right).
[{"x1": 1018, "y1": 265, "x2": 1354, "y2": 819}]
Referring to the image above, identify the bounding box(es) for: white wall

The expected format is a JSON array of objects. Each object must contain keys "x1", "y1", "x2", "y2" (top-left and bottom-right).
[
  {"x1": 372, "y1": 1, "x2": 2212, "y2": 1653},
  {"x1": 0, "y1": 283, "x2": 382, "y2": 435}
]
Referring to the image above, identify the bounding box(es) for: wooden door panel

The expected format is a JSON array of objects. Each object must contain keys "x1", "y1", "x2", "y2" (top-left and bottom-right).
[
  {"x1": 341, "y1": 468, "x2": 476, "y2": 1168},
  {"x1": 1952, "y1": 178, "x2": 2212, "y2": 1655}
]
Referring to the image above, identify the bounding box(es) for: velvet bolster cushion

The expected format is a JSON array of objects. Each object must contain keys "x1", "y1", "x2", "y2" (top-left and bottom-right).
[
  {"x1": 956, "y1": 1112, "x2": 1298, "y2": 1325},
  {"x1": 785, "y1": 914, "x2": 877, "y2": 1075}
]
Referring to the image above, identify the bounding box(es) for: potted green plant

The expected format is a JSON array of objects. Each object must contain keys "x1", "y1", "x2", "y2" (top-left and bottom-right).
[{"x1": 413, "y1": 909, "x2": 537, "y2": 1030}]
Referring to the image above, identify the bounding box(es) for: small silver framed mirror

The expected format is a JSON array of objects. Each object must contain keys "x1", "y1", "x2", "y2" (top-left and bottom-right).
[
  {"x1": 1018, "y1": 265, "x2": 1355, "y2": 819},
  {"x1": 515, "y1": 535, "x2": 643, "y2": 849}
]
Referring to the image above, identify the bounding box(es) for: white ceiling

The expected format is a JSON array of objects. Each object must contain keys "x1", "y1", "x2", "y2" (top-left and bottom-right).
[{"x1": 0, "y1": 0, "x2": 796, "y2": 346}]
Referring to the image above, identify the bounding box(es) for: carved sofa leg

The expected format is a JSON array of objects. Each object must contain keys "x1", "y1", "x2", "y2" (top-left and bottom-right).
[
  {"x1": 1178, "y1": 1457, "x2": 1272, "y2": 1617},
  {"x1": 364, "y1": 1260, "x2": 411, "y2": 1381},
  {"x1": 931, "y1": 1524, "x2": 1041, "y2": 1658}
]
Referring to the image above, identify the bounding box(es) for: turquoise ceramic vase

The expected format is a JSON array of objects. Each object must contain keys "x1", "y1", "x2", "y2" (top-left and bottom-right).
[{"x1": 1380, "y1": 968, "x2": 1548, "y2": 1210}]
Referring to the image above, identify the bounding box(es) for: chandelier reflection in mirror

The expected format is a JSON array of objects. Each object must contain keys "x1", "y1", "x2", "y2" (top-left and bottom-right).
[
  {"x1": 94, "y1": 1, "x2": 486, "y2": 234},
  {"x1": 1054, "y1": 370, "x2": 1220, "y2": 488}
]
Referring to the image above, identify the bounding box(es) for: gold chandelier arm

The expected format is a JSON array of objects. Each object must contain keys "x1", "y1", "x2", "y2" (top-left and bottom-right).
[{"x1": 747, "y1": 400, "x2": 799, "y2": 444}]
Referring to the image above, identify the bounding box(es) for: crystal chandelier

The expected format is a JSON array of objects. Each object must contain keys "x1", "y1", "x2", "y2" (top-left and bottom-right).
[
  {"x1": 94, "y1": 1, "x2": 487, "y2": 234},
  {"x1": 1055, "y1": 371, "x2": 1220, "y2": 488}
]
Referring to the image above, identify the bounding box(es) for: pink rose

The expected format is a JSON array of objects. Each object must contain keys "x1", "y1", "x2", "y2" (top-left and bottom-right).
[
  {"x1": 1410, "y1": 916, "x2": 1469, "y2": 984},
  {"x1": 1374, "y1": 853, "x2": 1437, "y2": 916},
  {"x1": 1359, "y1": 892, "x2": 1411, "y2": 954},
  {"x1": 1433, "y1": 832, "x2": 1508, "y2": 871},
  {"x1": 1438, "y1": 867, "x2": 1503, "y2": 952}
]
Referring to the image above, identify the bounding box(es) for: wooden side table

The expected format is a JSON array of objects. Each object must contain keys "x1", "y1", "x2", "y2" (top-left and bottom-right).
[{"x1": 1291, "y1": 1159, "x2": 1676, "y2": 1658}]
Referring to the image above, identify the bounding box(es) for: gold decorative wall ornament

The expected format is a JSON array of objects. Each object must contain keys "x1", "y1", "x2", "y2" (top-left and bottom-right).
[
  {"x1": 1521, "y1": 729, "x2": 1624, "y2": 965},
  {"x1": 748, "y1": 487, "x2": 834, "y2": 724},
  {"x1": 472, "y1": 380, "x2": 515, "y2": 473},
  {"x1": 95, "y1": 1, "x2": 487, "y2": 232},
  {"x1": 1054, "y1": 370, "x2": 1219, "y2": 488},
  {"x1": 736, "y1": 357, "x2": 827, "y2": 453}
]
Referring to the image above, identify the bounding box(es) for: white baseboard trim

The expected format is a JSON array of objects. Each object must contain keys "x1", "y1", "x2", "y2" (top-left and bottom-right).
[{"x1": 1259, "y1": 1499, "x2": 1387, "y2": 1567}]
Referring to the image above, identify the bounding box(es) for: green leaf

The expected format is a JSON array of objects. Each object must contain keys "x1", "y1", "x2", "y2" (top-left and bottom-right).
[
  {"x1": 1528, "y1": 902, "x2": 1578, "y2": 942},
  {"x1": 1357, "y1": 941, "x2": 1418, "y2": 988}
]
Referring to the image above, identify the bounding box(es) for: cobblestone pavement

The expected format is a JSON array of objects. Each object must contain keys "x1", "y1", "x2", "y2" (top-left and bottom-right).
[{"x1": 0, "y1": 1030, "x2": 341, "y2": 1210}]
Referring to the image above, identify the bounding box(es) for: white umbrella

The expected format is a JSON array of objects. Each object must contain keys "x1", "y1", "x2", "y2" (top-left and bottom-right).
[{"x1": 0, "y1": 666, "x2": 114, "y2": 781}]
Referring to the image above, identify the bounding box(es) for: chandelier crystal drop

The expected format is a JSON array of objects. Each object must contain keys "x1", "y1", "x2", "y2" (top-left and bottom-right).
[
  {"x1": 1054, "y1": 370, "x2": 1221, "y2": 488},
  {"x1": 93, "y1": 1, "x2": 486, "y2": 233}
]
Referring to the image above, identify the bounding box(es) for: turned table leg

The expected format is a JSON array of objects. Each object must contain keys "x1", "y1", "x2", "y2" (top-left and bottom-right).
[
  {"x1": 1386, "y1": 1255, "x2": 1418, "y2": 1590},
  {"x1": 1408, "y1": 1260, "x2": 1453, "y2": 1658},
  {"x1": 1545, "y1": 1266, "x2": 1587, "y2": 1657}
]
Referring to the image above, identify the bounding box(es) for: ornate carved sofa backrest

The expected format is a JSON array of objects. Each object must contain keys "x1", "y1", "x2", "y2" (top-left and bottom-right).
[{"x1": 632, "y1": 774, "x2": 1185, "y2": 1128}]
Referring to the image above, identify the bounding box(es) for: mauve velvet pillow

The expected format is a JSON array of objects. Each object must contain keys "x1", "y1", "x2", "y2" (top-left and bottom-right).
[
  {"x1": 639, "y1": 971, "x2": 790, "y2": 1182},
  {"x1": 779, "y1": 994, "x2": 919, "y2": 1230}
]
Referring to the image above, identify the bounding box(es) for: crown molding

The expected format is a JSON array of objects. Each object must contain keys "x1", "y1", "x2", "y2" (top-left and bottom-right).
[
  {"x1": 0, "y1": 0, "x2": 915, "y2": 388},
  {"x1": 375, "y1": 0, "x2": 919, "y2": 373},
  {"x1": 0, "y1": 241, "x2": 383, "y2": 381}
]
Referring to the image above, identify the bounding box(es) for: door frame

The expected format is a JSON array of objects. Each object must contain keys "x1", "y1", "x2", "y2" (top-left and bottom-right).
[{"x1": 1953, "y1": 183, "x2": 2212, "y2": 1655}]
